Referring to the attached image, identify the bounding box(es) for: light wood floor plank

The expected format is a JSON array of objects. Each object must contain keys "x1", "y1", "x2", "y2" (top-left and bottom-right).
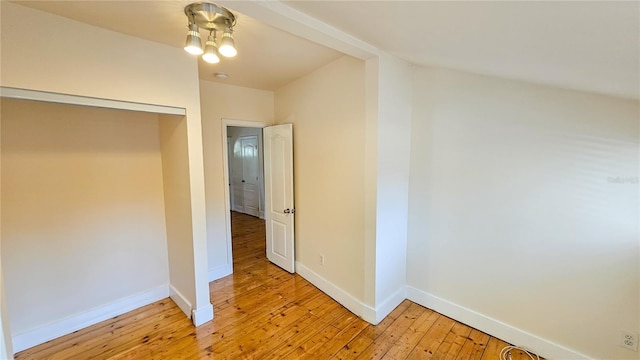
[
  {"x1": 455, "y1": 328, "x2": 490, "y2": 360},
  {"x1": 406, "y1": 315, "x2": 457, "y2": 359},
  {"x1": 331, "y1": 300, "x2": 413, "y2": 359},
  {"x1": 380, "y1": 309, "x2": 440, "y2": 360},
  {"x1": 16, "y1": 300, "x2": 178, "y2": 359},
  {"x1": 280, "y1": 324, "x2": 342, "y2": 359},
  {"x1": 433, "y1": 322, "x2": 473, "y2": 360},
  {"x1": 354, "y1": 303, "x2": 427, "y2": 359}
]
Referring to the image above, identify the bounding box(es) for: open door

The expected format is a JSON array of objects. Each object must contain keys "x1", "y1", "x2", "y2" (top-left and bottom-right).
[{"x1": 263, "y1": 124, "x2": 295, "y2": 273}]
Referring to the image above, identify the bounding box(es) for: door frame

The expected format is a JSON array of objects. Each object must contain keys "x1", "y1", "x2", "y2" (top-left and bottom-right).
[{"x1": 221, "y1": 119, "x2": 272, "y2": 275}]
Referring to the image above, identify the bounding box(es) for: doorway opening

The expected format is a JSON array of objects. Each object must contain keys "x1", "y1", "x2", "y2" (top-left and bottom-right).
[
  {"x1": 227, "y1": 126, "x2": 265, "y2": 219},
  {"x1": 220, "y1": 120, "x2": 296, "y2": 278},
  {"x1": 221, "y1": 120, "x2": 269, "y2": 277},
  {"x1": 226, "y1": 126, "x2": 268, "y2": 273}
]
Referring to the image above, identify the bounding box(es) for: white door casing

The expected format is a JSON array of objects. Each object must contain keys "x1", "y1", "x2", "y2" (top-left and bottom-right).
[
  {"x1": 263, "y1": 124, "x2": 295, "y2": 273},
  {"x1": 227, "y1": 138, "x2": 235, "y2": 212}
]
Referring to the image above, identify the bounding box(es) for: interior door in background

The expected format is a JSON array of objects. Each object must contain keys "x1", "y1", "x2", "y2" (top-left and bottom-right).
[
  {"x1": 240, "y1": 136, "x2": 260, "y2": 217},
  {"x1": 264, "y1": 124, "x2": 295, "y2": 273}
]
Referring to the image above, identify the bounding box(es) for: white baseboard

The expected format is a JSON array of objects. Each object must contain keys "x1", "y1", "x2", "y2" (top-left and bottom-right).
[
  {"x1": 12, "y1": 285, "x2": 169, "y2": 353},
  {"x1": 406, "y1": 286, "x2": 592, "y2": 360},
  {"x1": 169, "y1": 285, "x2": 192, "y2": 318},
  {"x1": 366, "y1": 286, "x2": 406, "y2": 325},
  {"x1": 295, "y1": 262, "x2": 408, "y2": 326},
  {"x1": 208, "y1": 263, "x2": 233, "y2": 282},
  {"x1": 168, "y1": 285, "x2": 213, "y2": 326},
  {"x1": 191, "y1": 303, "x2": 214, "y2": 326},
  {"x1": 295, "y1": 261, "x2": 365, "y2": 318}
]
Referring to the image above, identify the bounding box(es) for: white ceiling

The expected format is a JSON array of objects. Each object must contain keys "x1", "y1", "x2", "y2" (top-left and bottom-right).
[
  {"x1": 12, "y1": 0, "x2": 343, "y2": 90},
  {"x1": 286, "y1": 1, "x2": 639, "y2": 99},
  {"x1": 12, "y1": 1, "x2": 640, "y2": 98}
]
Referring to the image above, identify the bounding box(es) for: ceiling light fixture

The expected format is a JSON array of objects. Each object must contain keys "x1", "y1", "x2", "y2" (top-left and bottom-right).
[{"x1": 183, "y1": 2, "x2": 237, "y2": 63}]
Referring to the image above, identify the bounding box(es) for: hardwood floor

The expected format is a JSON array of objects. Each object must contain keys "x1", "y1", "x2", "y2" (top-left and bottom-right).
[{"x1": 16, "y1": 212, "x2": 537, "y2": 359}]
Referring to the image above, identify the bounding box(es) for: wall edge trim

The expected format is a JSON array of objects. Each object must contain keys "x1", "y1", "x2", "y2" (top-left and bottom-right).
[{"x1": 0, "y1": 87, "x2": 186, "y2": 115}]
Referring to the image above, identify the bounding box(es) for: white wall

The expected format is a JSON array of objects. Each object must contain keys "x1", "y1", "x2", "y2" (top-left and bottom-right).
[
  {"x1": 406, "y1": 66, "x2": 639, "y2": 360},
  {"x1": 157, "y1": 114, "x2": 197, "y2": 317},
  {"x1": 275, "y1": 56, "x2": 367, "y2": 306},
  {"x1": 363, "y1": 54, "x2": 413, "y2": 323},
  {"x1": 0, "y1": 0, "x2": 212, "y2": 336},
  {"x1": 199, "y1": 80, "x2": 274, "y2": 281},
  {"x1": 1, "y1": 99, "x2": 169, "y2": 349}
]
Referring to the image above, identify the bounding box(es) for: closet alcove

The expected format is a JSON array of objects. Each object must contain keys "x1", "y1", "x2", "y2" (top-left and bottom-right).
[{"x1": 1, "y1": 93, "x2": 196, "y2": 350}]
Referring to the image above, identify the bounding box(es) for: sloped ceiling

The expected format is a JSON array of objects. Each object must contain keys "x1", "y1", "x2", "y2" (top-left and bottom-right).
[{"x1": 287, "y1": 1, "x2": 639, "y2": 99}]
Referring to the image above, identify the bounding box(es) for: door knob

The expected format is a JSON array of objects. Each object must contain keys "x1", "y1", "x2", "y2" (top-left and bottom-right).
[{"x1": 284, "y1": 209, "x2": 290, "y2": 214}]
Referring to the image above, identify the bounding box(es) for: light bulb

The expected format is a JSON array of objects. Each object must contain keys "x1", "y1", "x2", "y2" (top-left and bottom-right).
[
  {"x1": 218, "y1": 30, "x2": 237, "y2": 58},
  {"x1": 184, "y1": 24, "x2": 203, "y2": 55},
  {"x1": 202, "y1": 35, "x2": 220, "y2": 64}
]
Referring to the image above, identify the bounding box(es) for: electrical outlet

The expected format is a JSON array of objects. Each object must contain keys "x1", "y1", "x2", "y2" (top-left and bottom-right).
[
  {"x1": 620, "y1": 329, "x2": 638, "y2": 351},
  {"x1": 319, "y1": 254, "x2": 325, "y2": 266}
]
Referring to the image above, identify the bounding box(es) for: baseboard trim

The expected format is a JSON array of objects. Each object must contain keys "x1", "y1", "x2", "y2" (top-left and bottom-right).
[
  {"x1": 169, "y1": 285, "x2": 192, "y2": 318},
  {"x1": 12, "y1": 285, "x2": 169, "y2": 353},
  {"x1": 406, "y1": 286, "x2": 592, "y2": 360},
  {"x1": 295, "y1": 261, "x2": 364, "y2": 318},
  {"x1": 208, "y1": 263, "x2": 233, "y2": 282},
  {"x1": 191, "y1": 303, "x2": 214, "y2": 326},
  {"x1": 361, "y1": 304, "x2": 377, "y2": 324},
  {"x1": 295, "y1": 262, "x2": 409, "y2": 326},
  {"x1": 373, "y1": 287, "x2": 407, "y2": 324}
]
